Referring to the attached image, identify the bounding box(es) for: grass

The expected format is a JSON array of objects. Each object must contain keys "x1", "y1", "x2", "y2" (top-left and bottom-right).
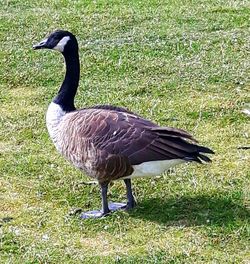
[{"x1": 0, "y1": 0, "x2": 249, "y2": 263}]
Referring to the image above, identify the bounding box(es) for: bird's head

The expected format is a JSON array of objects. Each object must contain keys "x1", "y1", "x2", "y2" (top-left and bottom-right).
[{"x1": 33, "y1": 30, "x2": 78, "y2": 54}]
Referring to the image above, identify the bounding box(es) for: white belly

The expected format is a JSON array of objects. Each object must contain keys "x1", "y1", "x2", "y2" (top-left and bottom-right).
[{"x1": 121, "y1": 159, "x2": 185, "y2": 179}]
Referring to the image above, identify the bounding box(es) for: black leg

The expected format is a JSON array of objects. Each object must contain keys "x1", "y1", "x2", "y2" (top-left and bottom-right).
[
  {"x1": 100, "y1": 182, "x2": 111, "y2": 216},
  {"x1": 124, "y1": 179, "x2": 136, "y2": 210}
]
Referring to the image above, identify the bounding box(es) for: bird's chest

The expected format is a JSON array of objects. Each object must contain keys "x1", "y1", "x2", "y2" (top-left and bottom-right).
[
  {"x1": 46, "y1": 103, "x2": 91, "y2": 171},
  {"x1": 46, "y1": 102, "x2": 66, "y2": 152}
]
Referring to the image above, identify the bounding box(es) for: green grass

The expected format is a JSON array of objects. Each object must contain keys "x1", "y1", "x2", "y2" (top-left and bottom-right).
[{"x1": 0, "y1": 0, "x2": 249, "y2": 263}]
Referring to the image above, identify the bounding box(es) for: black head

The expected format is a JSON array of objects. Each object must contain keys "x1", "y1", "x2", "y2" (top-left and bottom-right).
[{"x1": 33, "y1": 30, "x2": 78, "y2": 54}]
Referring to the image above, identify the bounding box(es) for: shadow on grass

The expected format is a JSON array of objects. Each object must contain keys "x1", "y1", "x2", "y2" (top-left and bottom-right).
[{"x1": 129, "y1": 193, "x2": 250, "y2": 227}]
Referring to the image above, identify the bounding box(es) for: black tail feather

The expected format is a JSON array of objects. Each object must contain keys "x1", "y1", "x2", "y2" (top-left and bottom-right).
[
  {"x1": 198, "y1": 153, "x2": 212, "y2": 163},
  {"x1": 197, "y1": 145, "x2": 215, "y2": 154},
  {"x1": 145, "y1": 126, "x2": 215, "y2": 164}
]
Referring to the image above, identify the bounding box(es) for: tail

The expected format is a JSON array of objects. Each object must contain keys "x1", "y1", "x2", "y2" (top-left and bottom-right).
[
  {"x1": 184, "y1": 145, "x2": 215, "y2": 163},
  {"x1": 151, "y1": 127, "x2": 215, "y2": 163}
]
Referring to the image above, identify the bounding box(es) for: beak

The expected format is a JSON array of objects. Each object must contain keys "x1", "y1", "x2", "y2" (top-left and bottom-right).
[{"x1": 33, "y1": 38, "x2": 49, "y2": 50}]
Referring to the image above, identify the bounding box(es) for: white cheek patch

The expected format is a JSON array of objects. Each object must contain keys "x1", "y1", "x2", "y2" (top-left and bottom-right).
[
  {"x1": 39, "y1": 38, "x2": 48, "y2": 46},
  {"x1": 53, "y1": 36, "x2": 71, "y2": 52}
]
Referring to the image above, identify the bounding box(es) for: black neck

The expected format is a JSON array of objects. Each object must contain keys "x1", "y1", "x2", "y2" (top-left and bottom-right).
[{"x1": 53, "y1": 50, "x2": 80, "y2": 112}]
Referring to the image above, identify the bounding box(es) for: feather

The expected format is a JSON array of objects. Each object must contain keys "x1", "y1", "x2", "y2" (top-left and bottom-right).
[{"x1": 58, "y1": 108, "x2": 214, "y2": 181}]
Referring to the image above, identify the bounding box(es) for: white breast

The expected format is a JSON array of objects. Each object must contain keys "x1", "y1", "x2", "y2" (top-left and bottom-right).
[
  {"x1": 46, "y1": 102, "x2": 66, "y2": 151},
  {"x1": 121, "y1": 159, "x2": 185, "y2": 179}
]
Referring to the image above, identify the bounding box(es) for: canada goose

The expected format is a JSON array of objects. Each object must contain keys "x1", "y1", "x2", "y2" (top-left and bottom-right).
[{"x1": 33, "y1": 30, "x2": 214, "y2": 218}]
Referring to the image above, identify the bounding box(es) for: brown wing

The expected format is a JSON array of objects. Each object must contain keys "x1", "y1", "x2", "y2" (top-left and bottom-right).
[{"x1": 60, "y1": 108, "x2": 213, "y2": 182}]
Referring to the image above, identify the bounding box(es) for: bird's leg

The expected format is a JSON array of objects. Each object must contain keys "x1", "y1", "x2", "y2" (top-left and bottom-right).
[
  {"x1": 124, "y1": 179, "x2": 136, "y2": 210},
  {"x1": 100, "y1": 182, "x2": 111, "y2": 216}
]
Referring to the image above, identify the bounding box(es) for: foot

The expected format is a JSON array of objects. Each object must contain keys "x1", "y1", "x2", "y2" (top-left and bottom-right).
[
  {"x1": 80, "y1": 209, "x2": 110, "y2": 219},
  {"x1": 100, "y1": 209, "x2": 111, "y2": 217},
  {"x1": 80, "y1": 202, "x2": 126, "y2": 219},
  {"x1": 122, "y1": 200, "x2": 137, "y2": 211}
]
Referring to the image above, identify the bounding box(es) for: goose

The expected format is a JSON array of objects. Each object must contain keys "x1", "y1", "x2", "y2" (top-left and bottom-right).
[{"x1": 33, "y1": 30, "x2": 214, "y2": 218}]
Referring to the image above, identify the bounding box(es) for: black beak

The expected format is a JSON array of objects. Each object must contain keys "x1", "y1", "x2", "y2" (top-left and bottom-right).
[{"x1": 33, "y1": 38, "x2": 48, "y2": 50}]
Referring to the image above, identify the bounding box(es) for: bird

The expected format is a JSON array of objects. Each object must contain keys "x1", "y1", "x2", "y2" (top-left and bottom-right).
[{"x1": 33, "y1": 30, "x2": 214, "y2": 218}]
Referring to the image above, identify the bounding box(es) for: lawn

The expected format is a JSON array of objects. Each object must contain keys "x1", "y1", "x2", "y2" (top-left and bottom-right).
[{"x1": 0, "y1": 0, "x2": 249, "y2": 263}]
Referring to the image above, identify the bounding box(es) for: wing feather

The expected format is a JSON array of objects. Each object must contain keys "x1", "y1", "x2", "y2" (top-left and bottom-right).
[{"x1": 60, "y1": 108, "x2": 213, "y2": 181}]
